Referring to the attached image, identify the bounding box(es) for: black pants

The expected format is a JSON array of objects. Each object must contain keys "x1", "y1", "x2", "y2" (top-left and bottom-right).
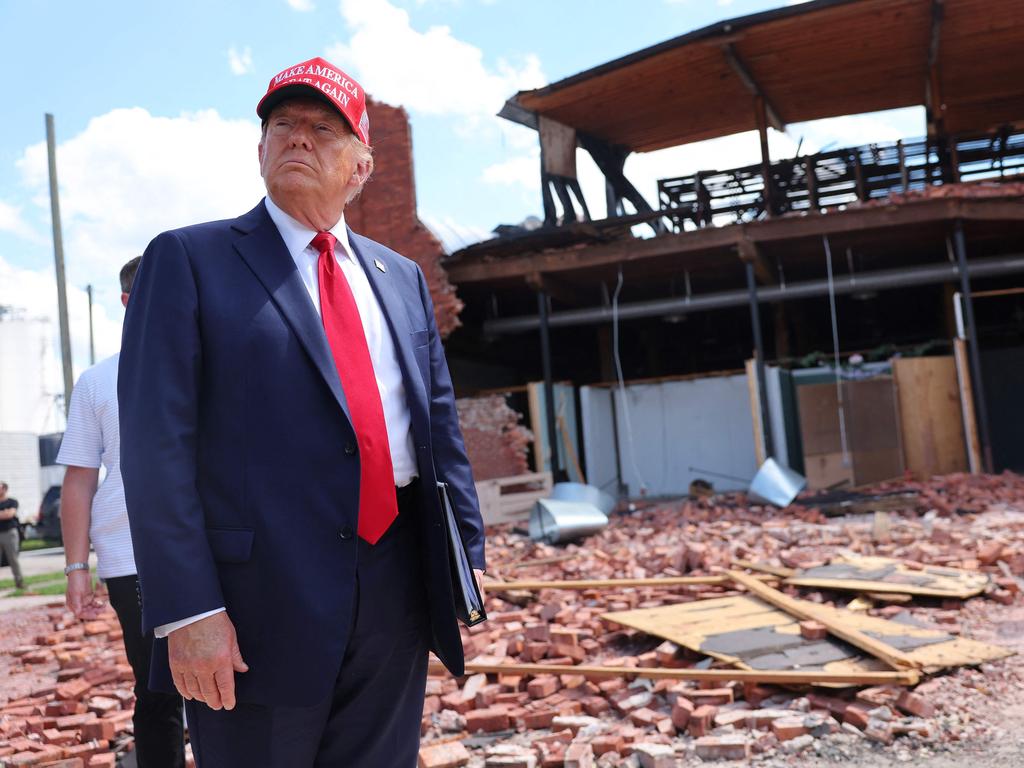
[
  {"x1": 107, "y1": 574, "x2": 186, "y2": 768},
  {"x1": 185, "y1": 485, "x2": 431, "y2": 767}
]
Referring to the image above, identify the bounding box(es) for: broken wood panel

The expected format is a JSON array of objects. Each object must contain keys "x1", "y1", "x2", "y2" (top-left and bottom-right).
[
  {"x1": 729, "y1": 570, "x2": 918, "y2": 670},
  {"x1": 892, "y1": 356, "x2": 968, "y2": 477},
  {"x1": 784, "y1": 555, "x2": 990, "y2": 599},
  {"x1": 602, "y1": 593, "x2": 1010, "y2": 684}
]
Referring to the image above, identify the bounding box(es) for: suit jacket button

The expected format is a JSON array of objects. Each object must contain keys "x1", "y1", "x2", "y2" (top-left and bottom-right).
[
  {"x1": 345, "y1": 443, "x2": 357, "y2": 456},
  {"x1": 339, "y1": 526, "x2": 354, "y2": 540}
]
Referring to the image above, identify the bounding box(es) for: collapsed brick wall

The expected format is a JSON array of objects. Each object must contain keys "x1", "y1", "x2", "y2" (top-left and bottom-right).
[
  {"x1": 346, "y1": 99, "x2": 463, "y2": 338},
  {"x1": 456, "y1": 395, "x2": 533, "y2": 481}
]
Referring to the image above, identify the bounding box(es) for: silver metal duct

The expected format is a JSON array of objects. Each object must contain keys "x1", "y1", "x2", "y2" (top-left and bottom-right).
[{"x1": 484, "y1": 253, "x2": 1024, "y2": 335}]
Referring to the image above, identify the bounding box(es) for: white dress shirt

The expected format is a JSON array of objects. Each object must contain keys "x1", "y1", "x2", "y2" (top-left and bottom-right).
[{"x1": 155, "y1": 196, "x2": 418, "y2": 638}]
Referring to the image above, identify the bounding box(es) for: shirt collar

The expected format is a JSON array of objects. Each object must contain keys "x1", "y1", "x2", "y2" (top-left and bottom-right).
[{"x1": 263, "y1": 195, "x2": 356, "y2": 264}]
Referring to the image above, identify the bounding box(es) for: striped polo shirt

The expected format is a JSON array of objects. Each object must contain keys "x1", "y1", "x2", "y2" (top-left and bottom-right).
[{"x1": 57, "y1": 353, "x2": 136, "y2": 579}]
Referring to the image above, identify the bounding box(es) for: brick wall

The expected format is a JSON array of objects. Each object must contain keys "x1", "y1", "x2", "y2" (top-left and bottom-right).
[{"x1": 346, "y1": 98, "x2": 463, "y2": 338}]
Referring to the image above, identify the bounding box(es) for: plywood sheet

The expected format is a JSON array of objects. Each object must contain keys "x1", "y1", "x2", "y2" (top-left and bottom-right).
[
  {"x1": 893, "y1": 356, "x2": 968, "y2": 477},
  {"x1": 603, "y1": 593, "x2": 1011, "y2": 681},
  {"x1": 785, "y1": 556, "x2": 990, "y2": 599}
]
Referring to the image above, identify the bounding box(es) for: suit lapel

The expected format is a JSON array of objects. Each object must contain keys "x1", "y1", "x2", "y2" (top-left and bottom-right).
[
  {"x1": 348, "y1": 231, "x2": 430, "y2": 426},
  {"x1": 232, "y1": 202, "x2": 353, "y2": 426}
]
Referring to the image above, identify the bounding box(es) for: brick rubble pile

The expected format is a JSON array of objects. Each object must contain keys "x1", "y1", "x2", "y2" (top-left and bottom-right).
[{"x1": 419, "y1": 472, "x2": 1024, "y2": 767}]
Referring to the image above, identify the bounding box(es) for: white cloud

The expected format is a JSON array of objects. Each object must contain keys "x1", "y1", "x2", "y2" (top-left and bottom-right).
[
  {"x1": 227, "y1": 46, "x2": 254, "y2": 76},
  {"x1": 0, "y1": 200, "x2": 43, "y2": 243},
  {"x1": 287, "y1": 0, "x2": 315, "y2": 10},
  {"x1": 17, "y1": 108, "x2": 264, "y2": 312},
  {"x1": 481, "y1": 149, "x2": 538, "y2": 189},
  {"x1": 326, "y1": 0, "x2": 545, "y2": 122}
]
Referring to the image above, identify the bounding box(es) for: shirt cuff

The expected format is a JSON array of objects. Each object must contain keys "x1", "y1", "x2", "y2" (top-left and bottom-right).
[{"x1": 154, "y1": 607, "x2": 226, "y2": 638}]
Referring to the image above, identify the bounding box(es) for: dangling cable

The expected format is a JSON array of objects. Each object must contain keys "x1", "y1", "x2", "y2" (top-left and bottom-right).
[
  {"x1": 823, "y1": 236, "x2": 851, "y2": 468},
  {"x1": 612, "y1": 265, "x2": 648, "y2": 496}
]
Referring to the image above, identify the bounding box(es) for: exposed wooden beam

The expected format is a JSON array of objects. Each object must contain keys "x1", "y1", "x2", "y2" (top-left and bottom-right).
[
  {"x1": 738, "y1": 238, "x2": 774, "y2": 285},
  {"x1": 525, "y1": 271, "x2": 585, "y2": 307},
  {"x1": 448, "y1": 224, "x2": 743, "y2": 283},
  {"x1": 446, "y1": 198, "x2": 1024, "y2": 285},
  {"x1": 580, "y1": 134, "x2": 666, "y2": 235},
  {"x1": 925, "y1": 0, "x2": 946, "y2": 132},
  {"x1": 722, "y1": 43, "x2": 785, "y2": 133}
]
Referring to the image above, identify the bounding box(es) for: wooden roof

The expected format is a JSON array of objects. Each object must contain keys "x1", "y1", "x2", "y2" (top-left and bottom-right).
[{"x1": 502, "y1": 0, "x2": 1024, "y2": 152}]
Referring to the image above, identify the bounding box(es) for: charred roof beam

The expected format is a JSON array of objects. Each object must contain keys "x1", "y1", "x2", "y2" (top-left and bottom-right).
[
  {"x1": 722, "y1": 44, "x2": 786, "y2": 133},
  {"x1": 580, "y1": 134, "x2": 666, "y2": 235}
]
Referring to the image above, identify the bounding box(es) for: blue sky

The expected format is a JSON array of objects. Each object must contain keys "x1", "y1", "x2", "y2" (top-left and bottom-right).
[{"x1": 0, "y1": 0, "x2": 925, "y2": 384}]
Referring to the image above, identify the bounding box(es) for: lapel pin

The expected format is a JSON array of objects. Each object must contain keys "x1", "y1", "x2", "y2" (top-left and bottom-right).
[{"x1": 374, "y1": 259, "x2": 387, "y2": 273}]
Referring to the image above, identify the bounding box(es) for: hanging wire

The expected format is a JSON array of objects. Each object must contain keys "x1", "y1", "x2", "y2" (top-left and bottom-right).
[
  {"x1": 823, "y1": 236, "x2": 851, "y2": 468},
  {"x1": 612, "y1": 265, "x2": 648, "y2": 496}
]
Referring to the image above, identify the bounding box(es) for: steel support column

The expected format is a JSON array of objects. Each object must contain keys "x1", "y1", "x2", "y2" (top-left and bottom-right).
[
  {"x1": 953, "y1": 220, "x2": 994, "y2": 472},
  {"x1": 746, "y1": 262, "x2": 773, "y2": 459},
  {"x1": 538, "y1": 291, "x2": 565, "y2": 481}
]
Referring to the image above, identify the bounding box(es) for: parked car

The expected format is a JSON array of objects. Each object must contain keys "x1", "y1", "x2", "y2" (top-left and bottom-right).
[{"x1": 34, "y1": 485, "x2": 62, "y2": 543}]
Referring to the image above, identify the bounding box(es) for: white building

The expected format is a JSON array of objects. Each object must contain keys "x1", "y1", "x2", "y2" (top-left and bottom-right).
[{"x1": 0, "y1": 306, "x2": 65, "y2": 434}]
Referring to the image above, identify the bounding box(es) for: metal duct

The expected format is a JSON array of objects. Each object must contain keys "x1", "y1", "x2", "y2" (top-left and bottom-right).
[{"x1": 484, "y1": 253, "x2": 1024, "y2": 335}]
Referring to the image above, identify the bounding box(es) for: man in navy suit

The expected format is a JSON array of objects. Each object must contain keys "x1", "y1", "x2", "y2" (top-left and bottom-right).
[{"x1": 119, "y1": 57, "x2": 485, "y2": 767}]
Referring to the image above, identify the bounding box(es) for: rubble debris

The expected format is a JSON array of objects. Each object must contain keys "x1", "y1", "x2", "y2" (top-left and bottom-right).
[{"x1": 418, "y1": 473, "x2": 1024, "y2": 766}]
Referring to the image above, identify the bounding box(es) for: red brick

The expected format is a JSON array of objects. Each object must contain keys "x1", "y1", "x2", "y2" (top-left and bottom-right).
[
  {"x1": 465, "y1": 707, "x2": 510, "y2": 733},
  {"x1": 694, "y1": 736, "x2": 751, "y2": 761},
  {"x1": 526, "y1": 676, "x2": 559, "y2": 699},
  {"x1": 55, "y1": 679, "x2": 92, "y2": 702},
  {"x1": 563, "y1": 742, "x2": 594, "y2": 768},
  {"x1": 896, "y1": 690, "x2": 936, "y2": 718},
  {"x1": 687, "y1": 705, "x2": 718, "y2": 738},
  {"x1": 799, "y1": 620, "x2": 828, "y2": 640},
  {"x1": 418, "y1": 741, "x2": 470, "y2": 768},
  {"x1": 87, "y1": 757, "x2": 117, "y2": 768},
  {"x1": 771, "y1": 715, "x2": 809, "y2": 741},
  {"x1": 81, "y1": 720, "x2": 115, "y2": 741},
  {"x1": 591, "y1": 734, "x2": 625, "y2": 756},
  {"x1": 843, "y1": 703, "x2": 871, "y2": 730},
  {"x1": 671, "y1": 697, "x2": 694, "y2": 731}
]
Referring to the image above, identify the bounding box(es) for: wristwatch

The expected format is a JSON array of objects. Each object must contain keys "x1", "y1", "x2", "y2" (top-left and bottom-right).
[{"x1": 64, "y1": 562, "x2": 89, "y2": 576}]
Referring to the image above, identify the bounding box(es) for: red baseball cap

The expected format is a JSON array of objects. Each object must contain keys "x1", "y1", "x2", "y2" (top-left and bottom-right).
[{"x1": 256, "y1": 57, "x2": 370, "y2": 145}]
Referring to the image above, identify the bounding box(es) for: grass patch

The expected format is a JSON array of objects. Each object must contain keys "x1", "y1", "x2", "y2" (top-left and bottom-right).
[
  {"x1": 11, "y1": 579, "x2": 68, "y2": 597},
  {"x1": 21, "y1": 538, "x2": 61, "y2": 552},
  {"x1": 0, "y1": 569, "x2": 69, "y2": 590}
]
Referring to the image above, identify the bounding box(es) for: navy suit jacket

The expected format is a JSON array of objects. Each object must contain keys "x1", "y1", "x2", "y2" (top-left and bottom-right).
[{"x1": 118, "y1": 200, "x2": 485, "y2": 707}]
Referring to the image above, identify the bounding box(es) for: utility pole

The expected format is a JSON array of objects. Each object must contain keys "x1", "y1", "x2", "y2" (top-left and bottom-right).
[
  {"x1": 86, "y1": 284, "x2": 95, "y2": 365},
  {"x1": 46, "y1": 113, "x2": 74, "y2": 417}
]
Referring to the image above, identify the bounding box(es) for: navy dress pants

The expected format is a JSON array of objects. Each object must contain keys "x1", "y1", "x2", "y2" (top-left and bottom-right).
[{"x1": 185, "y1": 488, "x2": 431, "y2": 768}]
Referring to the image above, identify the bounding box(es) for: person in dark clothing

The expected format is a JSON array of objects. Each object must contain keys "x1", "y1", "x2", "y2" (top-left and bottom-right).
[{"x1": 0, "y1": 482, "x2": 23, "y2": 590}]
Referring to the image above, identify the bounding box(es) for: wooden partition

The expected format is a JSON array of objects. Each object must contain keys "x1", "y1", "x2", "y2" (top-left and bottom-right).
[{"x1": 892, "y1": 356, "x2": 969, "y2": 478}]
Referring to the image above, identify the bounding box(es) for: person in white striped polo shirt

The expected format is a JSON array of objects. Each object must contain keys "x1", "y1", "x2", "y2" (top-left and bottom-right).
[{"x1": 58, "y1": 256, "x2": 185, "y2": 768}]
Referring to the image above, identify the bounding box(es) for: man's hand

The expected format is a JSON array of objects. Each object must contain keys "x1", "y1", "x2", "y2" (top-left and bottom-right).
[
  {"x1": 474, "y1": 568, "x2": 485, "y2": 597},
  {"x1": 66, "y1": 570, "x2": 105, "y2": 620},
  {"x1": 167, "y1": 611, "x2": 249, "y2": 710}
]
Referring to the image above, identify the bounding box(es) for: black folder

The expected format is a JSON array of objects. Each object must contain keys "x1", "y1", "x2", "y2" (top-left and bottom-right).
[{"x1": 437, "y1": 481, "x2": 487, "y2": 627}]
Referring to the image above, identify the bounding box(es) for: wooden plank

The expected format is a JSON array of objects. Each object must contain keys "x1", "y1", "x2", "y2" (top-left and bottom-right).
[
  {"x1": 892, "y1": 356, "x2": 968, "y2": 477},
  {"x1": 745, "y1": 359, "x2": 766, "y2": 466},
  {"x1": 732, "y1": 559, "x2": 796, "y2": 578},
  {"x1": 728, "y1": 570, "x2": 920, "y2": 670},
  {"x1": 430, "y1": 661, "x2": 921, "y2": 686},
  {"x1": 784, "y1": 555, "x2": 989, "y2": 599},
  {"x1": 953, "y1": 337, "x2": 983, "y2": 474},
  {"x1": 483, "y1": 575, "x2": 773, "y2": 592}
]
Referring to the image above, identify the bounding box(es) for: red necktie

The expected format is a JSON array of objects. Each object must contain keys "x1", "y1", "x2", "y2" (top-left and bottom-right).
[{"x1": 313, "y1": 231, "x2": 398, "y2": 544}]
